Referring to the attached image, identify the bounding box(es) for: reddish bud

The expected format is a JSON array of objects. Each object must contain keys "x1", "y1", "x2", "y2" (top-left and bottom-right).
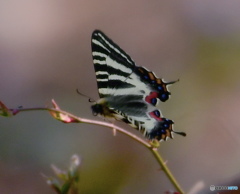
[
  {"x1": 0, "y1": 101, "x2": 13, "y2": 117},
  {"x1": 49, "y1": 99, "x2": 79, "y2": 123}
]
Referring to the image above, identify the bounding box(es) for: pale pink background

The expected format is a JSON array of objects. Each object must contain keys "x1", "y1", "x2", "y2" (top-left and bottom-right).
[{"x1": 1, "y1": 1, "x2": 240, "y2": 193}]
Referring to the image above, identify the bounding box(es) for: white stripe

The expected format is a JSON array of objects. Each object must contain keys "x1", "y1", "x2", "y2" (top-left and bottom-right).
[
  {"x1": 108, "y1": 74, "x2": 128, "y2": 82},
  {"x1": 99, "y1": 87, "x2": 141, "y2": 96},
  {"x1": 107, "y1": 73, "x2": 151, "y2": 95},
  {"x1": 110, "y1": 74, "x2": 132, "y2": 83},
  {"x1": 93, "y1": 59, "x2": 106, "y2": 65},
  {"x1": 96, "y1": 71, "x2": 108, "y2": 76},
  {"x1": 92, "y1": 39, "x2": 110, "y2": 53},
  {"x1": 127, "y1": 73, "x2": 151, "y2": 94},
  {"x1": 97, "y1": 73, "x2": 152, "y2": 98},
  {"x1": 127, "y1": 115, "x2": 156, "y2": 132},
  {"x1": 113, "y1": 108, "x2": 159, "y2": 133},
  {"x1": 92, "y1": 51, "x2": 107, "y2": 58},
  {"x1": 97, "y1": 33, "x2": 134, "y2": 65},
  {"x1": 93, "y1": 51, "x2": 132, "y2": 75},
  {"x1": 108, "y1": 74, "x2": 148, "y2": 91},
  {"x1": 106, "y1": 57, "x2": 132, "y2": 74},
  {"x1": 97, "y1": 78, "x2": 109, "y2": 82}
]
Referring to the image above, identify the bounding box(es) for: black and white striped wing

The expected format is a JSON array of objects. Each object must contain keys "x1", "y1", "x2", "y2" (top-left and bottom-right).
[
  {"x1": 92, "y1": 30, "x2": 173, "y2": 102},
  {"x1": 91, "y1": 30, "x2": 136, "y2": 98},
  {"x1": 105, "y1": 94, "x2": 175, "y2": 141},
  {"x1": 91, "y1": 30, "x2": 186, "y2": 141}
]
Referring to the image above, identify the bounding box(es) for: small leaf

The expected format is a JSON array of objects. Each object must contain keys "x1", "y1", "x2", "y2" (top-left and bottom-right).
[
  {"x1": 61, "y1": 181, "x2": 72, "y2": 194},
  {"x1": 45, "y1": 155, "x2": 81, "y2": 194},
  {"x1": 69, "y1": 155, "x2": 81, "y2": 178},
  {"x1": 51, "y1": 164, "x2": 68, "y2": 181},
  {"x1": 42, "y1": 174, "x2": 62, "y2": 194},
  {"x1": 0, "y1": 101, "x2": 12, "y2": 117}
]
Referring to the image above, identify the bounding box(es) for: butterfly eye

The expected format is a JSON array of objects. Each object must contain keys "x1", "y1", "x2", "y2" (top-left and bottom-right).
[
  {"x1": 91, "y1": 104, "x2": 103, "y2": 115},
  {"x1": 154, "y1": 110, "x2": 161, "y2": 117},
  {"x1": 151, "y1": 98, "x2": 157, "y2": 105}
]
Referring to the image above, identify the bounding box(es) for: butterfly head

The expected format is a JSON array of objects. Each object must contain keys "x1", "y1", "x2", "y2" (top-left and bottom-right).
[
  {"x1": 91, "y1": 98, "x2": 116, "y2": 118},
  {"x1": 91, "y1": 103, "x2": 103, "y2": 116}
]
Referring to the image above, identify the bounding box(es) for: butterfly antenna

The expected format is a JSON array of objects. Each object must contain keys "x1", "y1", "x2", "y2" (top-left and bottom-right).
[
  {"x1": 166, "y1": 79, "x2": 179, "y2": 85},
  {"x1": 173, "y1": 130, "x2": 186, "y2": 137},
  {"x1": 76, "y1": 89, "x2": 96, "y2": 103}
]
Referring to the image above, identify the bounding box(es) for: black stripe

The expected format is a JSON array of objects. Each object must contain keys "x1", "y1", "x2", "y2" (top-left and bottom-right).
[
  {"x1": 93, "y1": 63, "x2": 108, "y2": 72},
  {"x1": 111, "y1": 94, "x2": 143, "y2": 102},
  {"x1": 94, "y1": 64, "x2": 131, "y2": 78},
  {"x1": 94, "y1": 30, "x2": 135, "y2": 64},
  {"x1": 92, "y1": 43, "x2": 135, "y2": 71},
  {"x1": 111, "y1": 103, "x2": 147, "y2": 117},
  {"x1": 106, "y1": 94, "x2": 147, "y2": 117},
  {"x1": 109, "y1": 52, "x2": 134, "y2": 70},
  {"x1": 96, "y1": 74, "x2": 108, "y2": 79},
  {"x1": 92, "y1": 55, "x2": 105, "y2": 61},
  {"x1": 92, "y1": 30, "x2": 136, "y2": 69},
  {"x1": 107, "y1": 80, "x2": 135, "y2": 89},
  {"x1": 92, "y1": 43, "x2": 109, "y2": 56},
  {"x1": 97, "y1": 80, "x2": 135, "y2": 89},
  {"x1": 120, "y1": 101, "x2": 146, "y2": 110}
]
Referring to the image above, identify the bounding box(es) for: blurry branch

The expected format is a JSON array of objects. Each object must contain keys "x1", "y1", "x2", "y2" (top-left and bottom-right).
[{"x1": 0, "y1": 99, "x2": 184, "y2": 194}]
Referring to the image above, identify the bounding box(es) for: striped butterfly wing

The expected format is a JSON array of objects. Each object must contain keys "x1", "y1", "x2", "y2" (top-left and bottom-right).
[
  {"x1": 92, "y1": 30, "x2": 136, "y2": 98},
  {"x1": 91, "y1": 30, "x2": 186, "y2": 141}
]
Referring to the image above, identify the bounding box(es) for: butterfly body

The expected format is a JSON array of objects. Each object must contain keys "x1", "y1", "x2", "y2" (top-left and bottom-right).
[{"x1": 91, "y1": 30, "x2": 186, "y2": 141}]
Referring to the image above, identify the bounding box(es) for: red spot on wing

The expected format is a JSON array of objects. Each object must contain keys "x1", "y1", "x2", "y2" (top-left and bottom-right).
[
  {"x1": 145, "y1": 92, "x2": 158, "y2": 104},
  {"x1": 149, "y1": 111, "x2": 163, "y2": 121}
]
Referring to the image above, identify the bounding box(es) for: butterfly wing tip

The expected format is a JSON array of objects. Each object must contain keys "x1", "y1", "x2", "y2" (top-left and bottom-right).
[
  {"x1": 92, "y1": 30, "x2": 103, "y2": 38},
  {"x1": 173, "y1": 131, "x2": 186, "y2": 137},
  {"x1": 93, "y1": 29, "x2": 100, "y2": 32},
  {"x1": 166, "y1": 79, "x2": 180, "y2": 85}
]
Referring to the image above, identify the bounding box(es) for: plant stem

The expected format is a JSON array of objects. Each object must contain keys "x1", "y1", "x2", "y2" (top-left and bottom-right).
[
  {"x1": 150, "y1": 148, "x2": 184, "y2": 194},
  {"x1": 6, "y1": 103, "x2": 184, "y2": 193}
]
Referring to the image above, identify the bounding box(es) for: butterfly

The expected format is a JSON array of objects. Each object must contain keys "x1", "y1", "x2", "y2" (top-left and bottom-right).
[{"x1": 90, "y1": 30, "x2": 186, "y2": 141}]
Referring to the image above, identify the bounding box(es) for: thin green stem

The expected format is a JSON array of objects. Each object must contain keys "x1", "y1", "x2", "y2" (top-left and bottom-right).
[{"x1": 150, "y1": 148, "x2": 184, "y2": 194}]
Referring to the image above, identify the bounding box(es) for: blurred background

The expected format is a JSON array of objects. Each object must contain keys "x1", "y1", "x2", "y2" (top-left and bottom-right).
[{"x1": 0, "y1": 0, "x2": 240, "y2": 193}]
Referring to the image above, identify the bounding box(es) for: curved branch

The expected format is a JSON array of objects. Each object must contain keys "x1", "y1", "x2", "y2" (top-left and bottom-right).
[{"x1": 1, "y1": 100, "x2": 184, "y2": 193}]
